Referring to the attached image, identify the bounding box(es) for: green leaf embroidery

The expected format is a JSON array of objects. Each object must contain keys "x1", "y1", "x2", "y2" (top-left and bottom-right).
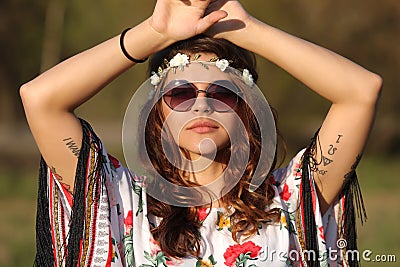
[
  {"x1": 209, "y1": 255, "x2": 217, "y2": 264},
  {"x1": 123, "y1": 229, "x2": 134, "y2": 267},
  {"x1": 235, "y1": 252, "x2": 258, "y2": 267},
  {"x1": 133, "y1": 184, "x2": 144, "y2": 216},
  {"x1": 140, "y1": 250, "x2": 170, "y2": 267}
]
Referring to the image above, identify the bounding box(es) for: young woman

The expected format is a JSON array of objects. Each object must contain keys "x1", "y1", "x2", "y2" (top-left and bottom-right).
[{"x1": 20, "y1": 0, "x2": 382, "y2": 266}]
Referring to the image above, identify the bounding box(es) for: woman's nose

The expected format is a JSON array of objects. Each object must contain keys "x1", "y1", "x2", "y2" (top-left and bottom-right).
[{"x1": 191, "y1": 91, "x2": 211, "y2": 114}]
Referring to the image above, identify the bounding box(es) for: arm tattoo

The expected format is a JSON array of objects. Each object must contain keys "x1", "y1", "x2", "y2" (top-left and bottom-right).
[
  {"x1": 50, "y1": 166, "x2": 73, "y2": 194},
  {"x1": 63, "y1": 137, "x2": 80, "y2": 158},
  {"x1": 344, "y1": 154, "x2": 362, "y2": 181},
  {"x1": 322, "y1": 156, "x2": 333, "y2": 166},
  {"x1": 311, "y1": 134, "x2": 343, "y2": 175},
  {"x1": 328, "y1": 134, "x2": 343, "y2": 155},
  {"x1": 328, "y1": 144, "x2": 338, "y2": 155},
  {"x1": 50, "y1": 166, "x2": 63, "y2": 180}
]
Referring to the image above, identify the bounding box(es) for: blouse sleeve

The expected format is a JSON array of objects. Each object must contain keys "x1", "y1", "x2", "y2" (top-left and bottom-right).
[
  {"x1": 34, "y1": 119, "x2": 125, "y2": 267},
  {"x1": 272, "y1": 132, "x2": 365, "y2": 267}
]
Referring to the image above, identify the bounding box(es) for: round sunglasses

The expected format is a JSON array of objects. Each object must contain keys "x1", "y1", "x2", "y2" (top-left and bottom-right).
[{"x1": 161, "y1": 80, "x2": 242, "y2": 112}]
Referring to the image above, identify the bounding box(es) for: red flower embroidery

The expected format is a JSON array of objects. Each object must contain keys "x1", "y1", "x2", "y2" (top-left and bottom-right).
[
  {"x1": 319, "y1": 226, "x2": 325, "y2": 240},
  {"x1": 124, "y1": 210, "x2": 133, "y2": 233},
  {"x1": 223, "y1": 241, "x2": 261, "y2": 266},
  {"x1": 197, "y1": 208, "x2": 209, "y2": 221},
  {"x1": 108, "y1": 154, "x2": 121, "y2": 169},
  {"x1": 293, "y1": 162, "x2": 301, "y2": 177},
  {"x1": 279, "y1": 183, "x2": 292, "y2": 201}
]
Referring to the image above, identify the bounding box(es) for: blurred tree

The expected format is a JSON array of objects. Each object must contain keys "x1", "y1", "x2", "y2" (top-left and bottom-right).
[
  {"x1": 0, "y1": 0, "x2": 46, "y2": 129},
  {"x1": 41, "y1": 0, "x2": 66, "y2": 72}
]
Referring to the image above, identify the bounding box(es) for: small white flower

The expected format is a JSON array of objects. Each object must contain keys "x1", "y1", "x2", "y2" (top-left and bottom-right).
[
  {"x1": 242, "y1": 69, "x2": 254, "y2": 87},
  {"x1": 150, "y1": 72, "x2": 161, "y2": 86},
  {"x1": 215, "y1": 59, "x2": 229, "y2": 72},
  {"x1": 169, "y1": 53, "x2": 190, "y2": 69}
]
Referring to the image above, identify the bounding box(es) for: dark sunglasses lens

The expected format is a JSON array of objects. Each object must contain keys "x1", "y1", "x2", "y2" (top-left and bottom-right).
[
  {"x1": 208, "y1": 85, "x2": 239, "y2": 111},
  {"x1": 164, "y1": 85, "x2": 196, "y2": 111}
]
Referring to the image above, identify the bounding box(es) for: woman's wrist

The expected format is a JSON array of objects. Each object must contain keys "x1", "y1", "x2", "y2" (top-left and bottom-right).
[
  {"x1": 119, "y1": 19, "x2": 175, "y2": 63},
  {"x1": 223, "y1": 17, "x2": 282, "y2": 60},
  {"x1": 230, "y1": 15, "x2": 258, "y2": 45},
  {"x1": 211, "y1": 15, "x2": 260, "y2": 51}
]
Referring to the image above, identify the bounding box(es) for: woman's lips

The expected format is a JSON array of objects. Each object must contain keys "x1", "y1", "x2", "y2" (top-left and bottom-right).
[{"x1": 186, "y1": 120, "x2": 219, "y2": 134}]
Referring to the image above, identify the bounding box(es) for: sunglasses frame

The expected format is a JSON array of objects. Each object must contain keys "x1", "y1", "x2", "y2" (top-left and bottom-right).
[{"x1": 160, "y1": 80, "x2": 243, "y2": 112}]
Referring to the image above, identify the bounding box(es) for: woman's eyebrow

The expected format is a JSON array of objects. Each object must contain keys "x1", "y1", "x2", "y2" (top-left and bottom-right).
[{"x1": 162, "y1": 79, "x2": 191, "y2": 91}]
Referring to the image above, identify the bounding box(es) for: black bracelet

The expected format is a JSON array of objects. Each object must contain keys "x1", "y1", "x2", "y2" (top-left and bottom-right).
[{"x1": 119, "y1": 28, "x2": 148, "y2": 63}]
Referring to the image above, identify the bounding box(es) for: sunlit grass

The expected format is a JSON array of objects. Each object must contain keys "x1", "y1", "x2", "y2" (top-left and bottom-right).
[
  {"x1": 0, "y1": 172, "x2": 37, "y2": 267},
  {"x1": 356, "y1": 156, "x2": 400, "y2": 266}
]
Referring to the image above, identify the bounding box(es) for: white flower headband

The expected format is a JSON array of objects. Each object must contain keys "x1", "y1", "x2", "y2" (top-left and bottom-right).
[{"x1": 148, "y1": 53, "x2": 254, "y2": 99}]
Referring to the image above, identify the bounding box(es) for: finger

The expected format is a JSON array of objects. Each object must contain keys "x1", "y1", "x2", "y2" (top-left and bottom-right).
[
  {"x1": 196, "y1": 10, "x2": 228, "y2": 34},
  {"x1": 205, "y1": 0, "x2": 226, "y2": 15}
]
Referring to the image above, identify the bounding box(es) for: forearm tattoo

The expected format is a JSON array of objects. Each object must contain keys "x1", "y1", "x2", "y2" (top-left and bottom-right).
[{"x1": 63, "y1": 137, "x2": 80, "y2": 158}]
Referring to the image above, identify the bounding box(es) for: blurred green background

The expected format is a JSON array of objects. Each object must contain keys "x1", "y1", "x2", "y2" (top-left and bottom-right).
[{"x1": 0, "y1": 0, "x2": 399, "y2": 266}]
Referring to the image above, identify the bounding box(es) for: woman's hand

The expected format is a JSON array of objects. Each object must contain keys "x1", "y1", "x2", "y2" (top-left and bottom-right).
[
  {"x1": 149, "y1": 0, "x2": 228, "y2": 42},
  {"x1": 204, "y1": 0, "x2": 253, "y2": 41}
]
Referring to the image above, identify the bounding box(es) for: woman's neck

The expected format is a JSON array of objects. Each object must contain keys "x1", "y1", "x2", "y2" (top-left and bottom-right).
[
  {"x1": 177, "y1": 149, "x2": 230, "y2": 207},
  {"x1": 183, "y1": 154, "x2": 226, "y2": 185}
]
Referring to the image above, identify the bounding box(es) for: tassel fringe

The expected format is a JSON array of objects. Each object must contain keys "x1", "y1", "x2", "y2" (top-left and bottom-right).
[
  {"x1": 301, "y1": 130, "x2": 366, "y2": 267},
  {"x1": 34, "y1": 158, "x2": 54, "y2": 267},
  {"x1": 34, "y1": 119, "x2": 103, "y2": 267},
  {"x1": 339, "y1": 157, "x2": 367, "y2": 267},
  {"x1": 301, "y1": 130, "x2": 320, "y2": 267}
]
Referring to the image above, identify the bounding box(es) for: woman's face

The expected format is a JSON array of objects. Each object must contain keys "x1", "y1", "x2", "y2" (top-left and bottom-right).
[{"x1": 161, "y1": 53, "x2": 238, "y2": 160}]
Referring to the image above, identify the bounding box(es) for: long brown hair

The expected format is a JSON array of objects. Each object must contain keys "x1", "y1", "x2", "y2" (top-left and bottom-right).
[{"x1": 140, "y1": 35, "x2": 282, "y2": 258}]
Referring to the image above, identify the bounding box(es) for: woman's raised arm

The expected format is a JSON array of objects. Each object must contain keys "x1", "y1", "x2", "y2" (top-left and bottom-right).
[
  {"x1": 207, "y1": 0, "x2": 382, "y2": 212},
  {"x1": 20, "y1": 20, "x2": 166, "y2": 192},
  {"x1": 20, "y1": 0, "x2": 227, "y2": 192}
]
